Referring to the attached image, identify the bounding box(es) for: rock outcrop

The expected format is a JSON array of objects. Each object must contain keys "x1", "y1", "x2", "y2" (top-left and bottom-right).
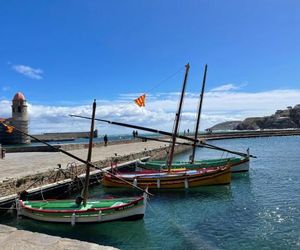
[
  {"x1": 209, "y1": 104, "x2": 300, "y2": 130},
  {"x1": 209, "y1": 121, "x2": 242, "y2": 131}
]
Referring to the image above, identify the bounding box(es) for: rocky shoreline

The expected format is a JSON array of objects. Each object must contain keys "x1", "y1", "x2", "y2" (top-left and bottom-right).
[{"x1": 209, "y1": 104, "x2": 300, "y2": 130}]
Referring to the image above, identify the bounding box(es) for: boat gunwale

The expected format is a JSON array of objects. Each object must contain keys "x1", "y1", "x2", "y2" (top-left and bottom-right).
[
  {"x1": 19, "y1": 196, "x2": 145, "y2": 214},
  {"x1": 111, "y1": 165, "x2": 230, "y2": 179},
  {"x1": 103, "y1": 165, "x2": 231, "y2": 185}
]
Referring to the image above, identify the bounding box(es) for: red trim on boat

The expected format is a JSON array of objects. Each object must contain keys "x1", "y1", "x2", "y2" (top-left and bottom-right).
[{"x1": 19, "y1": 196, "x2": 144, "y2": 214}]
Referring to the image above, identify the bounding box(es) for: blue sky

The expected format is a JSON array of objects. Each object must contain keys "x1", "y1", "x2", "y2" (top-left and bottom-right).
[{"x1": 1, "y1": 1, "x2": 300, "y2": 134}]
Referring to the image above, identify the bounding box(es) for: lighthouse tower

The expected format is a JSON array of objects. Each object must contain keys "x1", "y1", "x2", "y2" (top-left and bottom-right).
[{"x1": 10, "y1": 92, "x2": 30, "y2": 144}]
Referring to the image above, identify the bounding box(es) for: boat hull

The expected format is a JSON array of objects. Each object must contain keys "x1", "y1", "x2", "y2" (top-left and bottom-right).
[
  {"x1": 17, "y1": 195, "x2": 147, "y2": 224},
  {"x1": 138, "y1": 157, "x2": 250, "y2": 173},
  {"x1": 230, "y1": 158, "x2": 249, "y2": 172},
  {"x1": 103, "y1": 165, "x2": 231, "y2": 189}
]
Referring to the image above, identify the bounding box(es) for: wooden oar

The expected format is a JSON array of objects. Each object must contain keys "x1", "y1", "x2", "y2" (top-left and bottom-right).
[
  {"x1": 0, "y1": 122, "x2": 153, "y2": 196},
  {"x1": 69, "y1": 115, "x2": 256, "y2": 158}
]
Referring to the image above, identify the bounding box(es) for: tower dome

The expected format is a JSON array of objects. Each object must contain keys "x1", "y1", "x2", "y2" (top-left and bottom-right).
[
  {"x1": 13, "y1": 92, "x2": 26, "y2": 101},
  {"x1": 10, "y1": 91, "x2": 30, "y2": 144}
]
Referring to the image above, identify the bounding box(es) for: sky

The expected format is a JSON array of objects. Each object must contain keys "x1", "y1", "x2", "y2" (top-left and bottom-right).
[{"x1": 1, "y1": 0, "x2": 300, "y2": 134}]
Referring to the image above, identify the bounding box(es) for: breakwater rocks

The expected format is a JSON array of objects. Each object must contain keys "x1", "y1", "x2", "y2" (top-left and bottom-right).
[
  {"x1": 210, "y1": 104, "x2": 300, "y2": 130},
  {"x1": 6, "y1": 138, "x2": 144, "y2": 153},
  {"x1": 0, "y1": 224, "x2": 118, "y2": 250},
  {"x1": 32, "y1": 130, "x2": 98, "y2": 142}
]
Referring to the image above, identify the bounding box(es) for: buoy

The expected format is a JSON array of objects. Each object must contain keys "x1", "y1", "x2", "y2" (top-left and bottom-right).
[
  {"x1": 157, "y1": 179, "x2": 160, "y2": 188},
  {"x1": 98, "y1": 210, "x2": 102, "y2": 222},
  {"x1": 15, "y1": 199, "x2": 21, "y2": 219},
  {"x1": 184, "y1": 178, "x2": 189, "y2": 189},
  {"x1": 71, "y1": 213, "x2": 76, "y2": 226}
]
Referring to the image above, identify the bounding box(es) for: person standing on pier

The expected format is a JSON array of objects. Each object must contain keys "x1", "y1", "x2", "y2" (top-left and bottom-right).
[{"x1": 104, "y1": 134, "x2": 108, "y2": 146}]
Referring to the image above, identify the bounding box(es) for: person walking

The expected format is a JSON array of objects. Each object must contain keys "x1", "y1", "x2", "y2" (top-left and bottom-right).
[{"x1": 104, "y1": 134, "x2": 108, "y2": 146}]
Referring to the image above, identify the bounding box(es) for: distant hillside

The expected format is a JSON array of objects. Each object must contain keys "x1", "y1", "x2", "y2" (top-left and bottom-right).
[
  {"x1": 209, "y1": 121, "x2": 242, "y2": 131},
  {"x1": 208, "y1": 104, "x2": 300, "y2": 131}
]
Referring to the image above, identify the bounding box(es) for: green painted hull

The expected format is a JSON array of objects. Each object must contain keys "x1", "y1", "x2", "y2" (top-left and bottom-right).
[
  {"x1": 138, "y1": 157, "x2": 247, "y2": 171},
  {"x1": 18, "y1": 196, "x2": 147, "y2": 224}
]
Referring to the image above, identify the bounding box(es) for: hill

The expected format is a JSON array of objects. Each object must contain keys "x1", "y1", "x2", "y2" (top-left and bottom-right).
[{"x1": 208, "y1": 104, "x2": 300, "y2": 131}]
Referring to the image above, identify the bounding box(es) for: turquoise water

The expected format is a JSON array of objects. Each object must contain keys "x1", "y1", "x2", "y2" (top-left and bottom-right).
[{"x1": 1, "y1": 136, "x2": 300, "y2": 249}]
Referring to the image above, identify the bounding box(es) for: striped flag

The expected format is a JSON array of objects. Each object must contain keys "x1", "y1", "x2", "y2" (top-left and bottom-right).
[
  {"x1": 3, "y1": 124, "x2": 14, "y2": 133},
  {"x1": 134, "y1": 94, "x2": 146, "y2": 107}
]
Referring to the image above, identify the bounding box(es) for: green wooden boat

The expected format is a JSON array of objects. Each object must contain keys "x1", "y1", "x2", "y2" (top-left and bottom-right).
[
  {"x1": 17, "y1": 194, "x2": 147, "y2": 224},
  {"x1": 14, "y1": 100, "x2": 149, "y2": 225},
  {"x1": 137, "y1": 156, "x2": 249, "y2": 173}
]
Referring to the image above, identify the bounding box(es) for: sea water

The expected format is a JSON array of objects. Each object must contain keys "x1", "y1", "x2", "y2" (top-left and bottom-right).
[{"x1": 1, "y1": 136, "x2": 299, "y2": 249}]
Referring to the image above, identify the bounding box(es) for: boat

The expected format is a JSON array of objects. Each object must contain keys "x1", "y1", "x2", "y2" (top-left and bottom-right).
[
  {"x1": 137, "y1": 156, "x2": 250, "y2": 173},
  {"x1": 70, "y1": 64, "x2": 255, "y2": 188},
  {"x1": 17, "y1": 195, "x2": 147, "y2": 224},
  {"x1": 102, "y1": 164, "x2": 231, "y2": 189},
  {"x1": 135, "y1": 64, "x2": 250, "y2": 173},
  {"x1": 102, "y1": 64, "x2": 232, "y2": 189},
  {"x1": 8, "y1": 100, "x2": 148, "y2": 224}
]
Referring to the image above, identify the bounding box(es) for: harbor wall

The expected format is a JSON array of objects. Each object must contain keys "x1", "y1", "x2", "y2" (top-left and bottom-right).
[
  {"x1": 0, "y1": 144, "x2": 190, "y2": 200},
  {"x1": 199, "y1": 129, "x2": 300, "y2": 140},
  {"x1": 5, "y1": 138, "x2": 140, "y2": 153},
  {"x1": 31, "y1": 130, "x2": 98, "y2": 142},
  {"x1": 5, "y1": 129, "x2": 300, "y2": 153}
]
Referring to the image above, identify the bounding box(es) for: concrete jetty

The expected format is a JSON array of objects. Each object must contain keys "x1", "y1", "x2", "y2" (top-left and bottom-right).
[
  {"x1": 0, "y1": 224, "x2": 117, "y2": 250},
  {"x1": 0, "y1": 139, "x2": 190, "y2": 199},
  {"x1": 0, "y1": 140, "x2": 170, "y2": 182}
]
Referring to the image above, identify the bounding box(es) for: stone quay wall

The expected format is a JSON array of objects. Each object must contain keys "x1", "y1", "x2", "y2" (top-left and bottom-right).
[
  {"x1": 0, "y1": 144, "x2": 190, "y2": 197},
  {"x1": 5, "y1": 138, "x2": 143, "y2": 153}
]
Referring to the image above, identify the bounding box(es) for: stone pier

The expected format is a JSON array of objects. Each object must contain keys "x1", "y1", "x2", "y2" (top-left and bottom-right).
[
  {"x1": 0, "y1": 140, "x2": 190, "y2": 197},
  {"x1": 0, "y1": 224, "x2": 118, "y2": 250}
]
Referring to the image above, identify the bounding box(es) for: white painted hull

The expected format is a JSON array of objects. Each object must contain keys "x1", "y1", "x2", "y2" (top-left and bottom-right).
[
  {"x1": 231, "y1": 159, "x2": 249, "y2": 173},
  {"x1": 17, "y1": 192, "x2": 148, "y2": 224},
  {"x1": 19, "y1": 203, "x2": 146, "y2": 223}
]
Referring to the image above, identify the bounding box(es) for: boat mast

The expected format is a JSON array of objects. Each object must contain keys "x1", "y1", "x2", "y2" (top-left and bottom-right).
[
  {"x1": 82, "y1": 99, "x2": 96, "y2": 206},
  {"x1": 167, "y1": 63, "x2": 190, "y2": 171},
  {"x1": 190, "y1": 64, "x2": 207, "y2": 164}
]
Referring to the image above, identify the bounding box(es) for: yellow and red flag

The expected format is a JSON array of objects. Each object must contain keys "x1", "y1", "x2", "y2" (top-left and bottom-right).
[
  {"x1": 3, "y1": 124, "x2": 14, "y2": 133},
  {"x1": 134, "y1": 94, "x2": 146, "y2": 107}
]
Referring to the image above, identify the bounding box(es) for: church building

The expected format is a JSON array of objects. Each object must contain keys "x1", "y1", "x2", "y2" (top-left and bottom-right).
[{"x1": 0, "y1": 92, "x2": 30, "y2": 144}]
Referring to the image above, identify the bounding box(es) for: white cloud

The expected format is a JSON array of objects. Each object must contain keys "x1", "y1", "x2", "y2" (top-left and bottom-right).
[
  {"x1": 0, "y1": 100, "x2": 11, "y2": 118},
  {"x1": 210, "y1": 83, "x2": 247, "y2": 92},
  {"x1": 1, "y1": 88, "x2": 300, "y2": 134},
  {"x1": 12, "y1": 65, "x2": 43, "y2": 80},
  {"x1": 2, "y1": 86, "x2": 10, "y2": 92}
]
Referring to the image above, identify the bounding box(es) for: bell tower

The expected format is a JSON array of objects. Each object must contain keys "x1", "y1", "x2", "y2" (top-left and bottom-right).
[{"x1": 10, "y1": 92, "x2": 30, "y2": 144}]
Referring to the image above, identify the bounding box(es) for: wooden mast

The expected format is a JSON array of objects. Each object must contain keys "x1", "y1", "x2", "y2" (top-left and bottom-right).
[
  {"x1": 190, "y1": 64, "x2": 207, "y2": 164},
  {"x1": 167, "y1": 63, "x2": 190, "y2": 171},
  {"x1": 82, "y1": 99, "x2": 96, "y2": 206}
]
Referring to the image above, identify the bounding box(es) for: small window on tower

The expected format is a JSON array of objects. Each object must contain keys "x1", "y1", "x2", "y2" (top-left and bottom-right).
[
  {"x1": 12, "y1": 107, "x2": 15, "y2": 112},
  {"x1": 18, "y1": 106, "x2": 22, "y2": 112}
]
